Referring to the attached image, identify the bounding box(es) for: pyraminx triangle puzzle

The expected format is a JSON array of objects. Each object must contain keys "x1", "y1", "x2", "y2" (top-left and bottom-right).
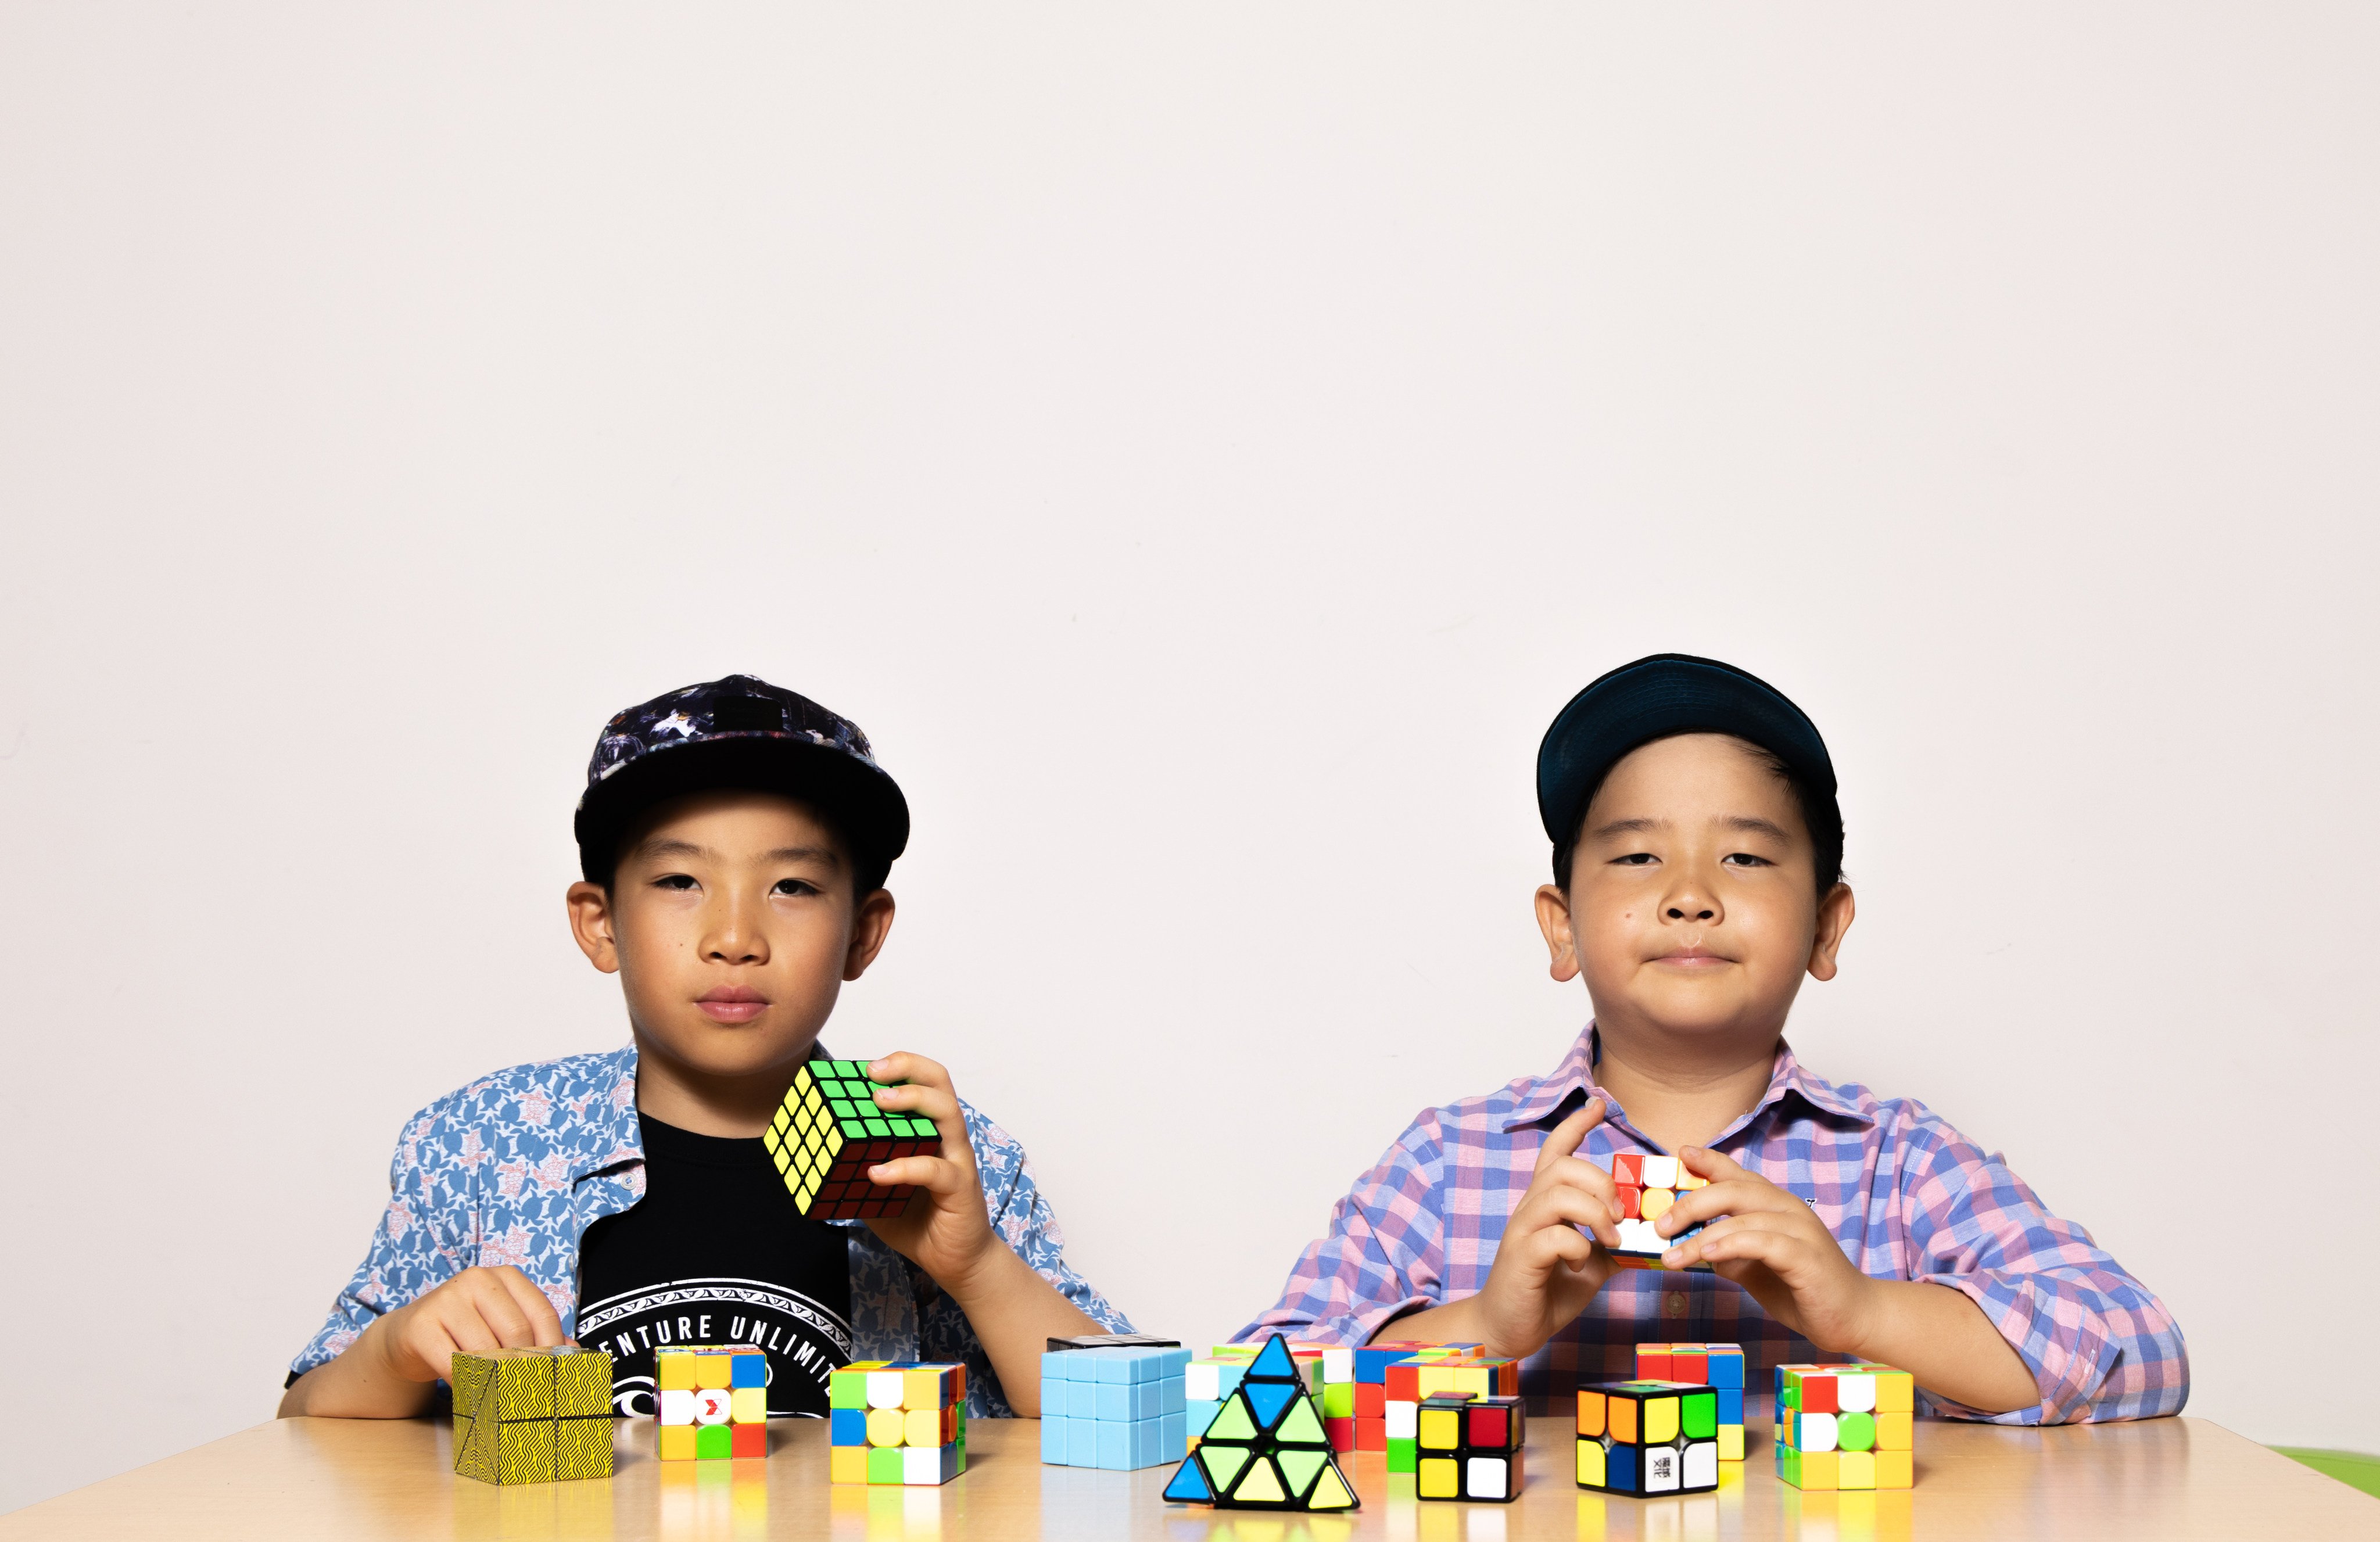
[
  {"x1": 762, "y1": 1058, "x2": 940, "y2": 1218},
  {"x1": 1160, "y1": 1335, "x2": 1359, "y2": 1512}
]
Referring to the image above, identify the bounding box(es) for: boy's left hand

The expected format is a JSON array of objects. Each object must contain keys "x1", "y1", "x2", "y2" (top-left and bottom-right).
[
  {"x1": 1653, "y1": 1145, "x2": 1879, "y2": 1354},
  {"x1": 858, "y1": 1052, "x2": 1003, "y2": 1293}
]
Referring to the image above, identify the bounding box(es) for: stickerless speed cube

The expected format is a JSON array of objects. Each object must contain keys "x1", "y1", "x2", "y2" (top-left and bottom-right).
[
  {"x1": 1159, "y1": 1336, "x2": 1359, "y2": 1512},
  {"x1": 452, "y1": 1346, "x2": 614, "y2": 1484},
  {"x1": 1040, "y1": 1342, "x2": 1191, "y2": 1469},
  {"x1": 655, "y1": 1345, "x2": 768, "y2": 1461},
  {"x1": 1415, "y1": 1392, "x2": 1527, "y2": 1502},
  {"x1": 1602, "y1": 1152, "x2": 1714, "y2": 1269},
  {"x1": 1576, "y1": 1382, "x2": 1720, "y2": 1497},
  {"x1": 830, "y1": 1361, "x2": 967, "y2": 1484},
  {"x1": 1774, "y1": 1364, "x2": 1915, "y2": 1490},
  {"x1": 1638, "y1": 1343, "x2": 1747, "y2": 1461},
  {"x1": 763, "y1": 1058, "x2": 940, "y2": 1219}
]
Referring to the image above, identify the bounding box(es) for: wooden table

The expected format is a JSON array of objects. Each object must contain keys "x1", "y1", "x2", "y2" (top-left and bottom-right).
[{"x1": 5, "y1": 1415, "x2": 2373, "y2": 1540}]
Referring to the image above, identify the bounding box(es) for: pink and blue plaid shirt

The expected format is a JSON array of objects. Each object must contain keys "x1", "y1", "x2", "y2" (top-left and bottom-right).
[{"x1": 1237, "y1": 1026, "x2": 2186, "y2": 1425}]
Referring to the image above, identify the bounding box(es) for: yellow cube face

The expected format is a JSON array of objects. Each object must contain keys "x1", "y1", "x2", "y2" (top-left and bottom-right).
[
  {"x1": 656, "y1": 1352, "x2": 697, "y2": 1393},
  {"x1": 1417, "y1": 1458, "x2": 1459, "y2": 1498},
  {"x1": 1800, "y1": 1451, "x2": 1840, "y2": 1491},
  {"x1": 904, "y1": 1369, "x2": 945, "y2": 1411},
  {"x1": 1418, "y1": 1408, "x2": 1461, "y2": 1451},
  {"x1": 1873, "y1": 1372, "x2": 1915, "y2": 1414},
  {"x1": 1643, "y1": 1397, "x2": 1679, "y2": 1445},
  {"x1": 867, "y1": 1408, "x2": 906, "y2": 1448},
  {"x1": 1450, "y1": 1368, "x2": 1489, "y2": 1396},
  {"x1": 731, "y1": 1388, "x2": 766, "y2": 1426},
  {"x1": 1718, "y1": 1425, "x2": 1744, "y2": 1462},
  {"x1": 830, "y1": 1446, "x2": 870, "y2": 1485},
  {"x1": 657, "y1": 1425, "x2": 699, "y2": 1462},
  {"x1": 1576, "y1": 1439, "x2": 1605, "y2": 1487},
  {"x1": 1837, "y1": 1451, "x2": 1876, "y2": 1490},
  {"x1": 1875, "y1": 1411, "x2": 1913, "y2": 1451},
  {"x1": 905, "y1": 1408, "x2": 941, "y2": 1448},
  {"x1": 1416, "y1": 1367, "x2": 1450, "y2": 1397},
  {"x1": 1873, "y1": 1449, "x2": 1914, "y2": 1489}
]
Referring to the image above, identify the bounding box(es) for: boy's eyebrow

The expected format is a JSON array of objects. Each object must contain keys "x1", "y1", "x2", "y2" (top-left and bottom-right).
[
  {"x1": 1723, "y1": 815, "x2": 1795, "y2": 842},
  {"x1": 765, "y1": 845, "x2": 844, "y2": 867},
  {"x1": 633, "y1": 839, "x2": 843, "y2": 866},
  {"x1": 1589, "y1": 816, "x2": 1665, "y2": 838}
]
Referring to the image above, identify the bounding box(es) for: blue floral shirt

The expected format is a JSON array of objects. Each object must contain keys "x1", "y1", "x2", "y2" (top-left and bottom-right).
[{"x1": 289, "y1": 1044, "x2": 1129, "y2": 1417}]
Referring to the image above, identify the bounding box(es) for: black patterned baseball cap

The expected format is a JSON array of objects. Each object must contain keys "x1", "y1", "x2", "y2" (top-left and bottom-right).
[{"x1": 574, "y1": 674, "x2": 910, "y2": 888}]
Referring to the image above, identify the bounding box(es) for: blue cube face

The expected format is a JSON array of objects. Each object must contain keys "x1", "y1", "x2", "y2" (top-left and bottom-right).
[
  {"x1": 1091, "y1": 1350, "x2": 1139, "y2": 1385},
  {"x1": 1041, "y1": 1415, "x2": 1071, "y2": 1464},
  {"x1": 1094, "y1": 1420, "x2": 1131, "y2": 1471},
  {"x1": 1608, "y1": 1443, "x2": 1639, "y2": 1493},
  {"x1": 1707, "y1": 1354, "x2": 1744, "y2": 1390},
  {"x1": 1159, "y1": 1411, "x2": 1187, "y2": 1462},
  {"x1": 1096, "y1": 1382, "x2": 1132, "y2": 1422},
  {"x1": 1066, "y1": 1380, "x2": 1099, "y2": 1420},
  {"x1": 1716, "y1": 1387, "x2": 1744, "y2": 1425},
  {"x1": 1128, "y1": 1417, "x2": 1162, "y2": 1469},
  {"x1": 1159, "y1": 1376, "x2": 1187, "y2": 1415},
  {"x1": 831, "y1": 1407, "x2": 868, "y2": 1446},
  {"x1": 1066, "y1": 1416, "x2": 1101, "y2": 1467},
  {"x1": 1186, "y1": 1398, "x2": 1220, "y2": 1437},
  {"x1": 1040, "y1": 1350, "x2": 1078, "y2": 1385},
  {"x1": 730, "y1": 1354, "x2": 768, "y2": 1389},
  {"x1": 1132, "y1": 1380, "x2": 1168, "y2": 1421}
]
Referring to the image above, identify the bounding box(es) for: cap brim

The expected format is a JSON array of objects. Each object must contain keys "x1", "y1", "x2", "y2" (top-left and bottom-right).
[{"x1": 574, "y1": 736, "x2": 911, "y2": 885}]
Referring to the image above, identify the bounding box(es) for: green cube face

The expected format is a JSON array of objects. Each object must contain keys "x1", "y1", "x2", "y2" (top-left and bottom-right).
[
  {"x1": 1323, "y1": 1382, "x2": 1354, "y2": 1418},
  {"x1": 868, "y1": 1446, "x2": 906, "y2": 1484},
  {"x1": 696, "y1": 1424, "x2": 733, "y2": 1459},
  {"x1": 1386, "y1": 1436, "x2": 1417, "y2": 1473},
  {"x1": 1682, "y1": 1390, "x2": 1716, "y2": 1439},
  {"x1": 830, "y1": 1371, "x2": 868, "y2": 1409}
]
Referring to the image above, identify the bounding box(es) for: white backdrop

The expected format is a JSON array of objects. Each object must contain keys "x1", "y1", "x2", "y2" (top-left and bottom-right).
[{"x1": 3, "y1": 3, "x2": 2375, "y2": 1515}]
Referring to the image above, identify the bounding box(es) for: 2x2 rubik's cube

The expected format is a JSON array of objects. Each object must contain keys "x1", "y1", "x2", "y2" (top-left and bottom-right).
[
  {"x1": 764, "y1": 1059, "x2": 940, "y2": 1219},
  {"x1": 829, "y1": 1361, "x2": 967, "y2": 1485}
]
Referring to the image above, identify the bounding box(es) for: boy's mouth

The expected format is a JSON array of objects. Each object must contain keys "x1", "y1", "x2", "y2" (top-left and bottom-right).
[
  {"x1": 694, "y1": 985, "x2": 771, "y2": 1024},
  {"x1": 1651, "y1": 946, "x2": 1732, "y2": 969}
]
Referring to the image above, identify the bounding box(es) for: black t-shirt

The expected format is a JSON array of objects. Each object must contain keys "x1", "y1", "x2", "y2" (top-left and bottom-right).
[{"x1": 577, "y1": 1112, "x2": 854, "y2": 1418}]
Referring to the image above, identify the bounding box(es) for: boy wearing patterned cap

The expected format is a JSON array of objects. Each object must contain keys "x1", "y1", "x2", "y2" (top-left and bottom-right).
[
  {"x1": 281, "y1": 675, "x2": 1126, "y2": 1422},
  {"x1": 1241, "y1": 655, "x2": 2187, "y2": 1426}
]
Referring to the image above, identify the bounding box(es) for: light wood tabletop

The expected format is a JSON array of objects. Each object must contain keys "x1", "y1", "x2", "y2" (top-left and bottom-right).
[{"x1": 5, "y1": 1414, "x2": 2373, "y2": 1541}]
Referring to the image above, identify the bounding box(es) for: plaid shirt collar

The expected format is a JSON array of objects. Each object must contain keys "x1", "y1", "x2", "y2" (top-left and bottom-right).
[{"x1": 1496, "y1": 1023, "x2": 1875, "y2": 1145}]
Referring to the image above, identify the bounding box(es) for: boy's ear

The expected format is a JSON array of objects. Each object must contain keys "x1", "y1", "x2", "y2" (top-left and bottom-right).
[
  {"x1": 567, "y1": 881, "x2": 622, "y2": 974},
  {"x1": 1535, "y1": 884, "x2": 1583, "y2": 982},
  {"x1": 841, "y1": 888, "x2": 897, "y2": 982},
  {"x1": 1806, "y1": 882, "x2": 1856, "y2": 981}
]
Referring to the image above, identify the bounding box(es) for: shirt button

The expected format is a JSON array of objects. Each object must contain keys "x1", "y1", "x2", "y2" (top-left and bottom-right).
[{"x1": 1664, "y1": 1293, "x2": 1688, "y2": 1318}]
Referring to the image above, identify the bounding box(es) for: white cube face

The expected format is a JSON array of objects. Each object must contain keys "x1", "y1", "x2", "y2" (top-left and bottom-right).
[
  {"x1": 1683, "y1": 1441, "x2": 1718, "y2": 1489},
  {"x1": 1646, "y1": 1446, "x2": 1679, "y2": 1493},
  {"x1": 1385, "y1": 1400, "x2": 1418, "y2": 1439},
  {"x1": 1185, "y1": 1364, "x2": 1220, "y2": 1402},
  {"x1": 658, "y1": 1389, "x2": 696, "y2": 1427},
  {"x1": 903, "y1": 1445, "x2": 941, "y2": 1485},
  {"x1": 1836, "y1": 1374, "x2": 1877, "y2": 1413},
  {"x1": 1321, "y1": 1348, "x2": 1353, "y2": 1383},
  {"x1": 1466, "y1": 1457, "x2": 1508, "y2": 1498},
  {"x1": 868, "y1": 1371, "x2": 906, "y2": 1410},
  {"x1": 1641, "y1": 1155, "x2": 1679, "y2": 1189},
  {"x1": 692, "y1": 1388, "x2": 733, "y2": 1426},
  {"x1": 1616, "y1": 1217, "x2": 1663, "y2": 1252},
  {"x1": 1799, "y1": 1412, "x2": 1838, "y2": 1453}
]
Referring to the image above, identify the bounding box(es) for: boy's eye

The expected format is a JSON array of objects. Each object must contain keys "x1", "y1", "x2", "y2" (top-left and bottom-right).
[
  {"x1": 1722, "y1": 853, "x2": 1770, "y2": 867},
  {"x1": 1612, "y1": 852, "x2": 1658, "y2": 866},
  {"x1": 772, "y1": 878, "x2": 820, "y2": 897},
  {"x1": 654, "y1": 873, "x2": 698, "y2": 891}
]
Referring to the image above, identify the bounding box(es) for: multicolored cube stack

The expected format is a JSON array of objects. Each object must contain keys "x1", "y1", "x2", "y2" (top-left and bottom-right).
[
  {"x1": 762, "y1": 1058, "x2": 940, "y2": 1219},
  {"x1": 829, "y1": 1361, "x2": 967, "y2": 1485},
  {"x1": 1601, "y1": 1152, "x2": 1713, "y2": 1269},
  {"x1": 1637, "y1": 1343, "x2": 1747, "y2": 1461},
  {"x1": 1383, "y1": 1348, "x2": 1520, "y2": 1475},
  {"x1": 1576, "y1": 1382, "x2": 1721, "y2": 1496},
  {"x1": 1160, "y1": 1336, "x2": 1359, "y2": 1512},
  {"x1": 655, "y1": 1344, "x2": 767, "y2": 1461},
  {"x1": 1414, "y1": 1391, "x2": 1526, "y2": 1502},
  {"x1": 451, "y1": 1346, "x2": 614, "y2": 1484},
  {"x1": 1775, "y1": 1363, "x2": 1915, "y2": 1490},
  {"x1": 1040, "y1": 1342, "x2": 1192, "y2": 1469}
]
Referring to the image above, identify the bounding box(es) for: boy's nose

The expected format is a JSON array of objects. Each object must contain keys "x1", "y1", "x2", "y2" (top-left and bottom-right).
[{"x1": 1665, "y1": 904, "x2": 1716, "y2": 921}]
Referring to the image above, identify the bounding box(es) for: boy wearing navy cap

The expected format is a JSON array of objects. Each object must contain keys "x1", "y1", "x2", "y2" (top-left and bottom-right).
[
  {"x1": 1241, "y1": 655, "x2": 2187, "y2": 1423},
  {"x1": 281, "y1": 675, "x2": 1124, "y2": 1421}
]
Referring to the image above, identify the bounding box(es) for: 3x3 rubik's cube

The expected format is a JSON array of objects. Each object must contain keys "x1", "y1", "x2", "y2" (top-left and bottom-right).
[
  {"x1": 1040, "y1": 1340, "x2": 1192, "y2": 1470},
  {"x1": 1774, "y1": 1363, "x2": 1915, "y2": 1490},
  {"x1": 829, "y1": 1361, "x2": 967, "y2": 1485},
  {"x1": 451, "y1": 1346, "x2": 614, "y2": 1484},
  {"x1": 654, "y1": 1344, "x2": 768, "y2": 1461},
  {"x1": 1603, "y1": 1152, "x2": 1712, "y2": 1267},
  {"x1": 1382, "y1": 1347, "x2": 1521, "y2": 1477},
  {"x1": 764, "y1": 1059, "x2": 939, "y2": 1219},
  {"x1": 1637, "y1": 1343, "x2": 1747, "y2": 1461}
]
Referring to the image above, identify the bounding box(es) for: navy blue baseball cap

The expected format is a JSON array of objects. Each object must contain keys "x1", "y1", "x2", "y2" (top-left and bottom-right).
[
  {"x1": 574, "y1": 674, "x2": 910, "y2": 888},
  {"x1": 1537, "y1": 654, "x2": 1837, "y2": 880}
]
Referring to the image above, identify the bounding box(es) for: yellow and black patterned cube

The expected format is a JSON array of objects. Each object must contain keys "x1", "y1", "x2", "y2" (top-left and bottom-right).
[{"x1": 453, "y1": 1346, "x2": 615, "y2": 1484}]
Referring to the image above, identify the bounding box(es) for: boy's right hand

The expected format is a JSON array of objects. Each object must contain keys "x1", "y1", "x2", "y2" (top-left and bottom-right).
[
  {"x1": 370, "y1": 1265, "x2": 565, "y2": 1382},
  {"x1": 1466, "y1": 1098, "x2": 1622, "y2": 1360}
]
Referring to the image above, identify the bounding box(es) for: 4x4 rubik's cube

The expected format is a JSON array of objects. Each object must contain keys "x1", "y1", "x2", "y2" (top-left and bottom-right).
[
  {"x1": 829, "y1": 1361, "x2": 967, "y2": 1485},
  {"x1": 1603, "y1": 1152, "x2": 1714, "y2": 1268},
  {"x1": 1637, "y1": 1343, "x2": 1747, "y2": 1461},
  {"x1": 655, "y1": 1344, "x2": 768, "y2": 1461},
  {"x1": 1576, "y1": 1381, "x2": 1722, "y2": 1496},
  {"x1": 1040, "y1": 1341, "x2": 1192, "y2": 1469},
  {"x1": 763, "y1": 1058, "x2": 940, "y2": 1219},
  {"x1": 1775, "y1": 1363, "x2": 1915, "y2": 1490},
  {"x1": 451, "y1": 1346, "x2": 614, "y2": 1484}
]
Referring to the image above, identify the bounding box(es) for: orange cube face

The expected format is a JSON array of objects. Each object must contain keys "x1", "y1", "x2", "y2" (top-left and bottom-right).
[
  {"x1": 1576, "y1": 1392, "x2": 1606, "y2": 1439},
  {"x1": 1608, "y1": 1396, "x2": 1637, "y2": 1445}
]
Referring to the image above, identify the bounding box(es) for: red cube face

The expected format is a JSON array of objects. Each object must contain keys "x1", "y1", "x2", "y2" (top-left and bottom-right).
[
  {"x1": 1613, "y1": 1153, "x2": 1643, "y2": 1186},
  {"x1": 1384, "y1": 1364, "x2": 1419, "y2": 1401},
  {"x1": 1355, "y1": 1382, "x2": 1385, "y2": 1418},
  {"x1": 1639, "y1": 1349, "x2": 1672, "y2": 1380},
  {"x1": 1355, "y1": 1418, "x2": 1386, "y2": 1450},
  {"x1": 1324, "y1": 1417, "x2": 1355, "y2": 1451},
  {"x1": 1673, "y1": 1351, "x2": 1708, "y2": 1384},
  {"x1": 1616, "y1": 1185, "x2": 1643, "y2": 1220},
  {"x1": 1467, "y1": 1405, "x2": 1508, "y2": 1448},
  {"x1": 1802, "y1": 1375, "x2": 1838, "y2": 1414},
  {"x1": 730, "y1": 1423, "x2": 767, "y2": 1459}
]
